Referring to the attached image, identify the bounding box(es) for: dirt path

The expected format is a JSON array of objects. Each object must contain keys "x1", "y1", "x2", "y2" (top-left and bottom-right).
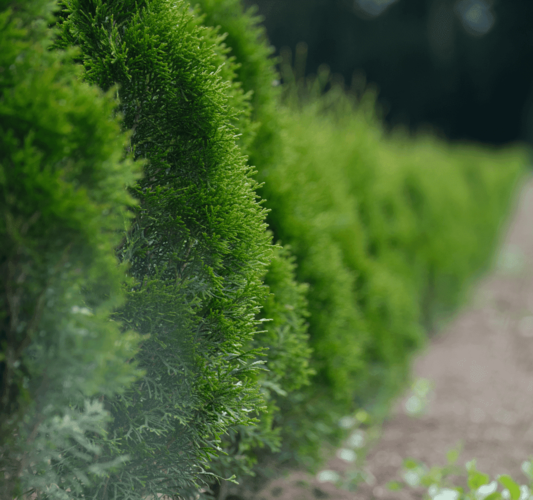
[{"x1": 247, "y1": 177, "x2": 533, "y2": 500}]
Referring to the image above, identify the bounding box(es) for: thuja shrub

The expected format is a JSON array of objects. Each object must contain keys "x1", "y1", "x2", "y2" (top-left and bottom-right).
[
  {"x1": 257, "y1": 76, "x2": 525, "y2": 469},
  {"x1": 337, "y1": 99, "x2": 525, "y2": 332},
  {"x1": 208, "y1": 243, "x2": 313, "y2": 486},
  {"x1": 0, "y1": 1, "x2": 142, "y2": 498},
  {"x1": 193, "y1": 0, "x2": 281, "y2": 168},
  {"x1": 300, "y1": 83, "x2": 524, "y2": 387},
  {"x1": 261, "y1": 84, "x2": 405, "y2": 467},
  {"x1": 192, "y1": 0, "x2": 316, "y2": 481},
  {"x1": 386, "y1": 136, "x2": 525, "y2": 329},
  {"x1": 57, "y1": 0, "x2": 273, "y2": 497}
]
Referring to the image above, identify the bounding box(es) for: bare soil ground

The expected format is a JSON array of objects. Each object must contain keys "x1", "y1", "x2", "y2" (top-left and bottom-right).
[{"x1": 246, "y1": 178, "x2": 533, "y2": 500}]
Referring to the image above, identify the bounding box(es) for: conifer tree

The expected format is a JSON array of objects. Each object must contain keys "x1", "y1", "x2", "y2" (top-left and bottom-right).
[
  {"x1": 193, "y1": 0, "x2": 281, "y2": 169},
  {"x1": 0, "y1": 0, "x2": 142, "y2": 497},
  {"x1": 193, "y1": 0, "x2": 368, "y2": 469},
  {"x1": 192, "y1": 0, "x2": 316, "y2": 483},
  {"x1": 57, "y1": 0, "x2": 272, "y2": 497}
]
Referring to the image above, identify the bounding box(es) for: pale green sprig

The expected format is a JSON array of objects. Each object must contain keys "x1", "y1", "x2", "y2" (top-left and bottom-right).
[{"x1": 390, "y1": 446, "x2": 533, "y2": 500}]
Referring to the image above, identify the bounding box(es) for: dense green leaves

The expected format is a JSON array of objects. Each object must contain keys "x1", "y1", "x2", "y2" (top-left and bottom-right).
[
  {"x1": 193, "y1": 0, "x2": 281, "y2": 169},
  {"x1": 0, "y1": 1, "x2": 142, "y2": 497},
  {"x1": 192, "y1": 0, "x2": 315, "y2": 481},
  {"x1": 1, "y1": 0, "x2": 527, "y2": 496},
  {"x1": 206, "y1": 243, "x2": 313, "y2": 483},
  {"x1": 263, "y1": 82, "x2": 524, "y2": 465},
  {"x1": 57, "y1": 0, "x2": 273, "y2": 497}
]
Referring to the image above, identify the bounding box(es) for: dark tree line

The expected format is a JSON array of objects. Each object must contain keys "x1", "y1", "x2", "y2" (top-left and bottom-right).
[{"x1": 245, "y1": 0, "x2": 533, "y2": 144}]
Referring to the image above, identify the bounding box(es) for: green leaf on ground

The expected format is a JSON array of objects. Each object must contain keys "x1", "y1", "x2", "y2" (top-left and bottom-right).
[
  {"x1": 468, "y1": 470, "x2": 490, "y2": 490},
  {"x1": 387, "y1": 481, "x2": 402, "y2": 491},
  {"x1": 498, "y1": 475, "x2": 520, "y2": 500}
]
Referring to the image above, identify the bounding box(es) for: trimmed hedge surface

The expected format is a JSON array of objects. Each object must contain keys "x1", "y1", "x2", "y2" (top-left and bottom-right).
[{"x1": 56, "y1": 0, "x2": 277, "y2": 497}]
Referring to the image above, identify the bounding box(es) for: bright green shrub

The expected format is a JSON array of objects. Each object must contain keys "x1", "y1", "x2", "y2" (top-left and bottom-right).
[
  {"x1": 192, "y1": 0, "x2": 317, "y2": 482},
  {"x1": 193, "y1": 0, "x2": 281, "y2": 168},
  {"x1": 341, "y1": 105, "x2": 525, "y2": 331},
  {"x1": 261, "y1": 87, "x2": 414, "y2": 466},
  {"x1": 57, "y1": 0, "x2": 275, "y2": 497},
  {"x1": 392, "y1": 137, "x2": 525, "y2": 327},
  {"x1": 260, "y1": 79, "x2": 525, "y2": 468},
  {"x1": 207, "y1": 243, "x2": 313, "y2": 485},
  {"x1": 0, "y1": 1, "x2": 142, "y2": 497},
  {"x1": 191, "y1": 0, "x2": 339, "y2": 472}
]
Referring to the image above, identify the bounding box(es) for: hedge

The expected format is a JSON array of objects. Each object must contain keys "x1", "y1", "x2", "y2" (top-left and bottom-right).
[
  {"x1": 207, "y1": 243, "x2": 313, "y2": 491},
  {"x1": 192, "y1": 0, "x2": 315, "y2": 484},
  {"x1": 56, "y1": 0, "x2": 279, "y2": 497},
  {"x1": 193, "y1": 0, "x2": 526, "y2": 478},
  {"x1": 0, "y1": 1, "x2": 142, "y2": 497},
  {"x1": 263, "y1": 81, "x2": 525, "y2": 467},
  {"x1": 2, "y1": 0, "x2": 527, "y2": 496}
]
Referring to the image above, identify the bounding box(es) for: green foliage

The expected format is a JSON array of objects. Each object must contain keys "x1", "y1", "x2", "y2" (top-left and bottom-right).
[
  {"x1": 191, "y1": 0, "x2": 315, "y2": 483},
  {"x1": 0, "y1": 1, "x2": 142, "y2": 497},
  {"x1": 193, "y1": 0, "x2": 281, "y2": 168},
  {"x1": 259, "y1": 76, "x2": 525, "y2": 467},
  {"x1": 190, "y1": 0, "x2": 422, "y2": 468},
  {"x1": 192, "y1": 1, "x2": 367, "y2": 469},
  {"x1": 256, "y1": 84, "x2": 408, "y2": 466},
  {"x1": 57, "y1": 0, "x2": 274, "y2": 497},
  {"x1": 258, "y1": 244, "x2": 313, "y2": 398},
  {"x1": 207, "y1": 243, "x2": 313, "y2": 482},
  {"x1": 391, "y1": 447, "x2": 533, "y2": 500},
  {"x1": 358, "y1": 125, "x2": 526, "y2": 332}
]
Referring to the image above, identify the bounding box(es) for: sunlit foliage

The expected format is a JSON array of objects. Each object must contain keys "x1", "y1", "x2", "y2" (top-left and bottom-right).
[{"x1": 56, "y1": 0, "x2": 273, "y2": 497}]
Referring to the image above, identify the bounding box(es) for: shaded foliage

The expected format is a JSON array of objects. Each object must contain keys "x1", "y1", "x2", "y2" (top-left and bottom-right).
[{"x1": 0, "y1": 0, "x2": 142, "y2": 497}]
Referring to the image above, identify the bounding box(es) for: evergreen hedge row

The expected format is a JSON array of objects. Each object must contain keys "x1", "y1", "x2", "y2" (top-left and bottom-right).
[
  {"x1": 264, "y1": 83, "x2": 525, "y2": 468},
  {"x1": 1, "y1": 0, "x2": 528, "y2": 497},
  {"x1": 193, "y1": 0, "x2": 526, "y2": 476}
]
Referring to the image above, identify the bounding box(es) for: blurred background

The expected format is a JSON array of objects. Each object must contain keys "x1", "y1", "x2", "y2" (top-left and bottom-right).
[{"x1": 244, "y1": 0, "x2": 533, "y2": 145}]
